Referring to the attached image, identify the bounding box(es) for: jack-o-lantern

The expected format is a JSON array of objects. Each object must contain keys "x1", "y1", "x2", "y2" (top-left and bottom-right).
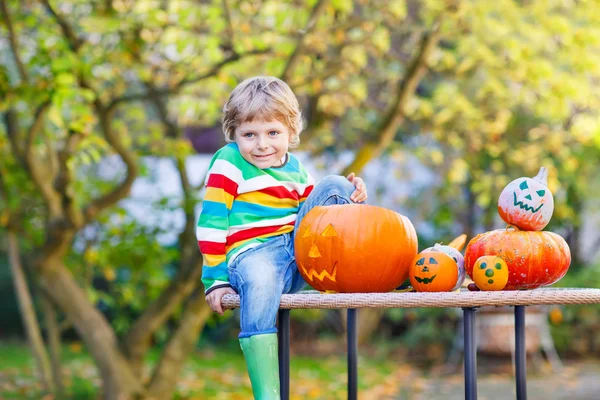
[
  {"x1": 498, "y1": 167, "x2": 554, "y2": 231},
  {"x1": 409, "y1": 251, "x2": 459, "y2": 292},
  {"x1": 465, "y1": 225, "x2": 570, "y2": 290},
  {"x1": 295, "y1": 204, "x2": 418, "y2": 293},
  {"x1": 422, "y1": 234, "x2": 467, "y2": 291},
  {"x1": 472, "y1": 256, "x2": 508, "y2": 291}
]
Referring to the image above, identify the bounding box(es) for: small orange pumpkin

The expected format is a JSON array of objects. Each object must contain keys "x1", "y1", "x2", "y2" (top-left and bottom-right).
[
  {"x1": 295, "y1": 204, "x2": 418, "y2": 293},
  {"x1": 409, "y1": 251, "x2": 458, "y2": 292},
  {"x1": 422, "y1": 234, "x2": 468, "y2": 291},
  {"x1": 472, "y1": 256, "x2": 508, "y2": 291},
  {"x1": 465, "y1": 225, "x2": 570, "y2": 290}
]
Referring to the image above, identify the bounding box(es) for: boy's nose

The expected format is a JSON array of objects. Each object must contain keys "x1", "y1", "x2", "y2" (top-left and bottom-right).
[{"x1": 257, "y1": 136, "x2": 268, "y2": 149}]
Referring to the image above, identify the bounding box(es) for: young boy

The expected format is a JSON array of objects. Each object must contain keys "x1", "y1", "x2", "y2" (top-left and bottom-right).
[{"x1": 197, "y1": 76, "x2": 367, "y2": 399}]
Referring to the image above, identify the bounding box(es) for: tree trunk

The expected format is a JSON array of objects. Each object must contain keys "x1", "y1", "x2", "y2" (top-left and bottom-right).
[
  {"x1": 122, "y1": 261, "x2": 202, "y2": 378},
  {"x1": 146, "y1": 291, "x2": 212, "y2": 399},
  {"x1": 37, "y1": 257, "x2": 143, "y2": 399},
  {"x1": 41, "y1": 294, "x2": 64, "y2": 397},
  {"x1": 7, "y1": 232, "x2": 54, "y2": 392}
]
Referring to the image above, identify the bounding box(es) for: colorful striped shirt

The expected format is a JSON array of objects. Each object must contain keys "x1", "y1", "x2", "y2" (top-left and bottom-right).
[{"x1": 197, "y1": 143, "x2": 314, "y2": 294}]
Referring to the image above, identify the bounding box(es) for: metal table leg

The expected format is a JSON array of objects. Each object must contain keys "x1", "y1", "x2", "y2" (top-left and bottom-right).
[
  {"x1": 463, "y1": 307, "x2": 478, "y2": 400},
  {"x1": 278, "y1": 309, "x2": 290, "y2": 400},
  {"x1": 347, "y1": 309, "x2": 358, "y2": 400},
  {"x1": 515, "y1": 306, "x2": 527, "y2": 400}
]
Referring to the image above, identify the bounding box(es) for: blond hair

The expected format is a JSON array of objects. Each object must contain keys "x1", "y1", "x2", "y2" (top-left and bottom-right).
[{"x1": 221, "y1": 76, "x2": 303, "y2": 148}]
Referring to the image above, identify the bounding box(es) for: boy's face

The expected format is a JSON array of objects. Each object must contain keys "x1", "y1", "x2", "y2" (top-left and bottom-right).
[{"x1": 234, "y1": 119, "x2": 291, "y2": 169}]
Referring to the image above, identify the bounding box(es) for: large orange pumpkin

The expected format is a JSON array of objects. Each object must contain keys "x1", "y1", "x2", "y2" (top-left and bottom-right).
[
  {"x1": 295, "y1": 204, "x2": 418, "y2": 293},
  {"x1": 465, "y1": 226, "x2": 571, "y2": 290},
  {"x1": 409, "y1": 251, "x2": 459, "y2": 292}
]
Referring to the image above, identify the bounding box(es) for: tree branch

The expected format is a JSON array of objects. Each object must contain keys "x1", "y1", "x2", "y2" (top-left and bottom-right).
[
  {"x1": 42, "y1": 0, "x2": 106, "y2": 111},
  {"x1": 7, "y1": 231, "x2": 54, "y2": 391},
  {"x1": 280, "y1": 0, "x2": 328, "y2": 82},
  {"x1": 145, "y1": 84, "x2": 202, "y2": 269},
  {"x1": 55, "y1": 131, "x2": 85, "y2": 228},
  {"x1": 83, "y1": 106, "x2": 138, "y2": 223},
  {"x1": 104, "y1": 0, "x2": 114, "y2": 14},
  {"x1": 106, "y1": 48, "x2": 270, "y2": 111},
  {"x1": 40, "y1": 0, "x2": 82, "y2": 52},
  {"x1": 146, "y1": 289, "x2": 212, "y2": 399},
  {"x1": 221, "y1": 0, "x2": 235, "y2": 50},
  {"x1": 5, "y1": 102, "x2": 63, "y2": 217},
  {"x1": 191, "y1": 175, "x2": 207, "y2": 192},
  {"x1": 4, "y1": 109, "x2": 26, "y2": 165},
  {"x1": 341, "y1": 19, "x2": 443, "y2": 176},
  {"x1": 0, "y1": 0, "x2": 29, "y2": 82},
  {"x1": 25, "y1": 101, "x2": 51, "y2": 162},
  {"x1": 23, "y1": 102, "x2": 64, "y2": 217}
]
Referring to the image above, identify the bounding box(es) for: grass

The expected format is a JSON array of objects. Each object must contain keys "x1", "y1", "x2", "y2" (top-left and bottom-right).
[{"x1": 0, "y1": 340, "x2": 404, "y2": 399}]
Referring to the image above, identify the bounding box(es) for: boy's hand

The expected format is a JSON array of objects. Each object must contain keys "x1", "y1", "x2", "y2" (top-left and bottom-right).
[
  {"x1": 206, "y1": 286, "x2": 237, "y2": 316},
  {"x1": 346, "y1": 172, "x2": 367, "y2": 203}
]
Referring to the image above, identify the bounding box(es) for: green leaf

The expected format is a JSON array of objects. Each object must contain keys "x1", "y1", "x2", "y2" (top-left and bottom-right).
[
  {"x1": 48, "y1": 106, "x2": 64, "y2": 129},
  {"x1": 55, "y1": 73, "x2": 76, "y2": 86},
  {"x1": 389, "y1": 2, "x2": 407, "y2": 19},
  {"x1": 51, "y1": 57, "x2": 74, "y2": 73},
  {"x1": 331, "y1": 0, "x2": 353, "y2": 13}
]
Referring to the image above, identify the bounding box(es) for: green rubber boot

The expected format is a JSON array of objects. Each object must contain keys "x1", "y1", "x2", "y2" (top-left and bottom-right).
[{"x1": 239, "y1": 333, "x2": 280, "y2": 400}]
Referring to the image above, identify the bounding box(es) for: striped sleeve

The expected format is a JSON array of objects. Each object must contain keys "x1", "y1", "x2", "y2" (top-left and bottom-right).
[{"x1": 198, "y1": 157, "x2": 242, "y2": 294}]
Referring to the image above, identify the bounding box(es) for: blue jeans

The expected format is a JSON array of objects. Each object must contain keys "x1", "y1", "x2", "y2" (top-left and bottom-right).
[{"x1": 229, "y1": 175, "x2": 358, "y2": 338}]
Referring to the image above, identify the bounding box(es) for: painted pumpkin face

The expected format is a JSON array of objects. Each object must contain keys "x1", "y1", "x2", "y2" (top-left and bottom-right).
[
  {"x1": 472, "y1": 256, "x2": 508, "y2": 291},
  {"x1": 423, "y1": 244, "x2": 465, "y2": 290},
  {"x1": 498, "y1": 167, "x2": 554, "y2": 231},
  {"x1": 295, "y1": 204, "x2": 418, "y2": 293},
  {"x1": 409, "y1": 251, "x2": 458, "y2": 292}
]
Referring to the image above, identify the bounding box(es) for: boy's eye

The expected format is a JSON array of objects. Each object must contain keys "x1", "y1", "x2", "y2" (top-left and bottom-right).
[
  {"x1": 269, "y1": 131, "x2": 279, "y2": 136},
  {"x1": 243, "y1": 132, "x2": 255, "y2": 138}
]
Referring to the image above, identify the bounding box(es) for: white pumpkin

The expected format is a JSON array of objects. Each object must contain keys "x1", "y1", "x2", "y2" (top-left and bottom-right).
[
  {"x1": 423, "y1": 234, "x2": 466, "y2": 291},
  {"x1": 497, "y1": 167, "x2": 554, "y2": 231}
]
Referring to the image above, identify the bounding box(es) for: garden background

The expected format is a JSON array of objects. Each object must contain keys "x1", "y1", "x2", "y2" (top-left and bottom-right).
[{"x1": 1, "y1": 0, "x2": 600, "y2": 399}]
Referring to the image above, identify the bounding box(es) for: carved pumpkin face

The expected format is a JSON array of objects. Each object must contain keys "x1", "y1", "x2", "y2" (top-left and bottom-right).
[
  {"x1": 409, "y1": 251, "x2": 458, "y2": 292},
  {"x1": 295, "y1": 204, "x2": 418, "y2": 293},
  {"x1": 498, "y1": 167, "x2": 554, "y2": 231},
  {"x1": 472, "y1": 256, "x2": 508, "y2": 291},
  {"x1": 298, "y1": 220, "x2": 342, "y2": 289}
]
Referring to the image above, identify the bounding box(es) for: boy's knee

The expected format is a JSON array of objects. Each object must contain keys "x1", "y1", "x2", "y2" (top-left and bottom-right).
[
  {"x1": 319, "y1": 175, "x2": 354, "y2": 195},
  {"x1": 242, "y1": 264, "x2": 279, "y2": 293}
]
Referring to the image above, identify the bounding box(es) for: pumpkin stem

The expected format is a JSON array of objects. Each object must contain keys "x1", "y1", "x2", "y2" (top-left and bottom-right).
[
  {"x1": 505, "y1": 224, "x2": 520, "y2": 231},
  {"x1": 447, "y1": 234, "x2": 467, "y2": 251},
  {"x1": 533, "y1": 166, "x2": 549, "y2": 186}
]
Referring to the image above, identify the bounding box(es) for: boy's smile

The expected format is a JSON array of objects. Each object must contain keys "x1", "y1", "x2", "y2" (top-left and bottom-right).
[{"x1": 235, "y1": 119, "x2": 291, "y2": 169}]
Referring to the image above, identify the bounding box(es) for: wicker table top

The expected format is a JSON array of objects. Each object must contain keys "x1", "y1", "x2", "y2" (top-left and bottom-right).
[{"x1": 221, "y1": 288, "x2": 600, "y2": 310}]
